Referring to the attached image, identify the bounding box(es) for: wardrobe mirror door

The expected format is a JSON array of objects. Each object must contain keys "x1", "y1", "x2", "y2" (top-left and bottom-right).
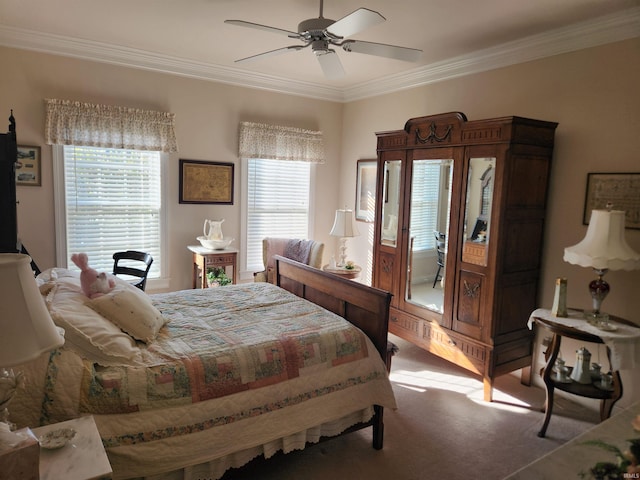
[
  {"x1": 380, "y1": 160, "x2": 401, "y2": 248},
  {"x1": 462, "y1": 157, "x2": 495, "y2": 267},
  {"x1": 406, "y1": 158, "x2": 453, "y2": 313}
]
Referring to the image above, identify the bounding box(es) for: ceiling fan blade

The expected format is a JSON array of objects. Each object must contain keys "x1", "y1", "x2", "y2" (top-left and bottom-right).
[
  {"x1": 224, "y1": 20, "x2": 300, "y2": 39},
  {"x1": 342, "y1": 40, "x2": 422, "y2": 62},
  {"x1": 235, "y1": 46, "x2": 303, "y2": 64},
  {"x1": 316, "y1": 50, "x2": 345, "y2": 79},
  {"x1": 326, "y1": 8, "x2": 385, "y2": 39}
]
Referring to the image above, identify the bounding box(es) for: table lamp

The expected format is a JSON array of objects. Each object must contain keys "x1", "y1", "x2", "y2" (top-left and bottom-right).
[
  {"x1": 330, "y1": 208, "x2": 359, "y2": 267},
  {"x1": 563, "y1": 209, "x2": 640, "y2": 322},
  {"x1": 0, "y1": 254, "x2": 64, "y2": 429}
]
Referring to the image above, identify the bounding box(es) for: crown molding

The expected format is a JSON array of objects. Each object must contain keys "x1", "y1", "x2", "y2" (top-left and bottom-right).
[
  {"x1": 0, "y1": 7, "x2": 638, "y2": 103},
  {"x1": 343, "y1": 7, "x2": 640, "y2": 102}
]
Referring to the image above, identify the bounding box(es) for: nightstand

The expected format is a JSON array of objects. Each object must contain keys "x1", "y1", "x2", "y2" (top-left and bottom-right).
[
  {"x1": 323, "y1": 264, "x2": 361, "y2": 279},
  {"x1": 32, "y1": 415, "x2": 111, "y2": 480},
  {"x1": 188, "y1": 245, "x2": 238, "y2": 288}
]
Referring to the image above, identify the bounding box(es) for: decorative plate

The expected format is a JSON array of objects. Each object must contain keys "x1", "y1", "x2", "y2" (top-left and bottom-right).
[{"x1": 39, "y1": 428, "x2": 76, "y2": 449}]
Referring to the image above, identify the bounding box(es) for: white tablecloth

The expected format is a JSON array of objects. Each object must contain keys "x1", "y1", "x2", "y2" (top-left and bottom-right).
[{"x1": 529, "y1": 308, "x2": 640, "y2": 371}]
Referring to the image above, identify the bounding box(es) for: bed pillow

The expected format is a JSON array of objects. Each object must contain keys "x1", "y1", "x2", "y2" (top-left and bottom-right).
[
  {"x1": 45, "y1": 280, "x2": 142, "y2": 365},
  {"x1": 87, "y1": 283, "x2": 166, "y2": 343}
]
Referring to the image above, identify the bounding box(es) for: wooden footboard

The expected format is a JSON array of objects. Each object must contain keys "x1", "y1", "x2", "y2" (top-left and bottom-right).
[{"x1": 274, "y1": 256, "x2": 393, "y2": 449}]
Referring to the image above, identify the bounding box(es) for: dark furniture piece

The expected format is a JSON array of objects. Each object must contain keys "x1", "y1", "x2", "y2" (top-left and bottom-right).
[
  {"x1": 0, "y1": 111, "x2": 18, "y2": 254},
  {"x1": 373, "y1": 112, "x2": 558, "y2": 401},
  {"x1": 112, "y1": 250, "x2": 153, "y2": 291}
]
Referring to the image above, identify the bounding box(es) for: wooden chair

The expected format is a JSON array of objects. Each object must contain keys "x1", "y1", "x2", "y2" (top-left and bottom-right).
[
  {"x1": 112, "y1": 250, "x2": 153, "y2": 291},
  {"x1": 432, "y1": 231, "x2": 446, "y2": 288}
]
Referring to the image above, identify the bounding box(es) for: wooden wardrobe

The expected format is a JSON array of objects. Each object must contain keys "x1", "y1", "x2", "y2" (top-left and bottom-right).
[{"x1": 372, "y1": 112, "x2": 557, "y2": 401}]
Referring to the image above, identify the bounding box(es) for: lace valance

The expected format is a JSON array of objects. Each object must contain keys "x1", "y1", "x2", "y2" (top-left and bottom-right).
[
  {"x1": 239, "y1": 122, "x2": 324, "y2": 163},
  {"x1": 44, "y1": 99, "x2": 178, "y2": 153}
]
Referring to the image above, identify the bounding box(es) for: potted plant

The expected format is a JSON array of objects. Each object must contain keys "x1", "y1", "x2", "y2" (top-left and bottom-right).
[{"x1": 206, "y1": 267, "x2": 232, "y2": 287}]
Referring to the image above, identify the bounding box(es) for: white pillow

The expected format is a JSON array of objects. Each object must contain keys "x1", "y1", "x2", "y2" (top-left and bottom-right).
[
  {"x1": 45, "y1": 281, "x2": 141, "y2": 364},
  {"x1": 87, "y1": 285, "x2": 166, "y2": 343}
]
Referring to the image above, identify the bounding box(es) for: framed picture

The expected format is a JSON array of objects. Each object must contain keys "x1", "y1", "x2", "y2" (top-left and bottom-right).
[
  {"x1": 355, "y1": 159, "x2": 377, "y2": 222},
  {"x1": 583, "y1": 172, "x2": 640, "y2": 229},
  {"x1": 16, "y1": 145, "x2": 41, "y2": 186},
  {"x1": 179, "y1": 159, "x2": 234, "y2": 204}
]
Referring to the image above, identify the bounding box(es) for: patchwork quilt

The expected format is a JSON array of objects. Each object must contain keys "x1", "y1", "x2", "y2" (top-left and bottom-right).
[
  {"x1": 16, "y1": 280, "x2": 396, "y2": 478},
  {"x1": 74, "y1": 283, "x2": 369, "y2": 414}
]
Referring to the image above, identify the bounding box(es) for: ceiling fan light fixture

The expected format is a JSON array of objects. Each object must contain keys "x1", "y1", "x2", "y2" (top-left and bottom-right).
[{"x1": 225, "y1": 0, "x2": 423, "y2": 79}]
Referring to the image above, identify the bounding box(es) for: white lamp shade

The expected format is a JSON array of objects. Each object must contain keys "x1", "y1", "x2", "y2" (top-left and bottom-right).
[
  {"x1": 330, "y1": 209, "x2": 360, "y2": 238},
  {"x1": 0, "y1": 254, "x2": 64, "y2": 366},
  {"x1": 564, "y1": 209, "x2": 640, "y2": 271}
]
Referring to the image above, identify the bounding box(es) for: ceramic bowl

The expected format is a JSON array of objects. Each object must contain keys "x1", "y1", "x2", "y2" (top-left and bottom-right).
[
  {"x1": 39, "y1": 428, "x2": 76, "y2": 449},
  {"x1": 197, "y1": 236, "x2": 234, "y2": 250}
]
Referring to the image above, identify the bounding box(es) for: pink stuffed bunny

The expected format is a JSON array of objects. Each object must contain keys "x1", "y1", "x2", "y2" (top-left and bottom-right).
[{"x1": 70, "y1": 253, "x2": 115, "y2": 299}]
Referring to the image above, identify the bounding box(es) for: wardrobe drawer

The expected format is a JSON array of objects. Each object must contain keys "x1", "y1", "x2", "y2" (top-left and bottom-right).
[
  {"x1": 423, "y1": 322, "x2": 487, "y2": 375},
  {"x1": 389, "y1": 307, "x2": 420, "y2": 339}
]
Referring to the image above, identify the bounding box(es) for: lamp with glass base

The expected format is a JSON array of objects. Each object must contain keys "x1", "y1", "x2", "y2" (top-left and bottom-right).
[
  {"x1": 564, "y1": 208, "x2": 640, "y2": 324},
  {"x1": 329, "y1": 208, "x2": 359, "y2": 267},
  {"x1": 0, "y1": 253, "x2": 64, "y2": 429}
]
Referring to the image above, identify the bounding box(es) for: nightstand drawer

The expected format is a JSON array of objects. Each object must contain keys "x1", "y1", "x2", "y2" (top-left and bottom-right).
[{"x1": 205, "y1": 253, "x2": 236, "y2": 266}]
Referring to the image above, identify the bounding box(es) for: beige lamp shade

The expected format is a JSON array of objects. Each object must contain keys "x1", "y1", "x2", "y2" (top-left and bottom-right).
[
  {"x1": 330, "y1": 208, "x2": 360, "y2": 238},
  {"x1": 0, "y1": 254, "x2": 64, "y2": 367},
  {"x1": 564, "y1": 210, "x2": 640, "y2": 271}
]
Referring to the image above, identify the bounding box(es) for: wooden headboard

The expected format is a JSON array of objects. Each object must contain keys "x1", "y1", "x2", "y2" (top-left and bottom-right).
[{"x1": 274, "y1": 256, "x2": 392, "y2": 363}]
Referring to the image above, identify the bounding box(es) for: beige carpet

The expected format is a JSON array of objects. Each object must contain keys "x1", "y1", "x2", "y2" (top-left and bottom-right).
[{"x1": 222, "y1": 334, "x2": 600, "y2": 480}]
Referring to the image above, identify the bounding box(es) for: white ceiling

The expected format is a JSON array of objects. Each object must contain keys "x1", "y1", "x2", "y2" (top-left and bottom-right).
[{"x1": 1, "y1": 0, "x2": 639, "y2": 102}]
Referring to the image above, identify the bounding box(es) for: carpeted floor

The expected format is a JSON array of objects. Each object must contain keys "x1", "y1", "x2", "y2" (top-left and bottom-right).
[{"x1": 222, "y1": 334, "x2": 600, "y2": 480}]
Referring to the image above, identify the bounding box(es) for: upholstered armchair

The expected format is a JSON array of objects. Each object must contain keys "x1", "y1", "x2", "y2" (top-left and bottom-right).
[{"x1": 254, "y1": 238, "x2": 324, "y2": 283}]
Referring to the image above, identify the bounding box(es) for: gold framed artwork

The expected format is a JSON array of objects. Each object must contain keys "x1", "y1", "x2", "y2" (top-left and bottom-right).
[
  {"x1": 179, "y1": 159, "x2": 234, "y2": 204},
  {"x1": 16, "y1": 145, "x2": 41, "y2": 186},
  {"x1": 355, "y1": 159, "x2": 377, "y2": 222},
  {"x1": 583, "y1": 172, "x2": 640, "y2": 229}
]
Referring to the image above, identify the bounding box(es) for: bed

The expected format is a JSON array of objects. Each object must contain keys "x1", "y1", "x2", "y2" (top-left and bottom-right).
[{"x1": 12, "y1": 256, "x2": 396, "y2": 479}]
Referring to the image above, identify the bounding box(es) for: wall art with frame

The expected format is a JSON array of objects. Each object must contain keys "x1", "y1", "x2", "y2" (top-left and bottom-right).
[
  {"x1": 355, "y1": 159, "x2": 377, "y2": 222},
  {"x1": 179, "y1": 159, "x2": 234, "y2": 204},
  {"x1": 583, "y1": 172, "x2": 640, "y2": 229},
  {"x1": 16, "y1": 145, "x2": 41, "y2": 186}
]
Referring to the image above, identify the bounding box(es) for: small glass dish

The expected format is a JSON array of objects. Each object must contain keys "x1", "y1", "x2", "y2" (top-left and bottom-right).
[{"x1": 39, "y1": 428, "x2": 76, "y2": 449}]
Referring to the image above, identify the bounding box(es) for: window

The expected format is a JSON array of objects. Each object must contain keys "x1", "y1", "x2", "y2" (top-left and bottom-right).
[
  {"x1": 410, "y1": 161, "x2": 443, "y2": 251},
  {"x1": 244, "y1": 158, "x2": 312, "y2": 274},
  {"x1": 55, "y1": 145, "x2": 163, "y2": 278}
]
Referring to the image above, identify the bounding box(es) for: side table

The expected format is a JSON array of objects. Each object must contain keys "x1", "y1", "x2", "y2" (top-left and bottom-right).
[
  {"x1": 529, "y1": 308, "x2": 640, "y2": 438},
  {"x1": 322, "y1": 264, "x2": 361, "y2": 280},
  {"x1": 188, "y1": 245, "x2": 238, "y2": 288},
  {"x1": 32, "y1": 415, "x2": 112, "y2": 480}
]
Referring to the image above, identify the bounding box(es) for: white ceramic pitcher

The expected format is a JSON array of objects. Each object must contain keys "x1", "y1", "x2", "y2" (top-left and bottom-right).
[{"x1": 203, "y1": 219, "x2": 224, "y2": 240}]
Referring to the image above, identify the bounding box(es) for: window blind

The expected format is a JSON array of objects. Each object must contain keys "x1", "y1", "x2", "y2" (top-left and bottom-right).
[
  {"x1": 63, "y1": 145, "x2": 162, "y2": 275},
  {"x1": 410, "y1": 162, "x2": 442, "y2": 250},
  {"x1": 246, "y1": 158, "x2": 310, "y2": 271}
]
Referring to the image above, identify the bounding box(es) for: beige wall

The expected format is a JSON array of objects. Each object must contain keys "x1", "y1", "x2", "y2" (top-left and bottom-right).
[
  {"x1": 0, "y1": 46, "x2": 343, "y2": 289},
  {"x1": 2, "y1": 37, "x2": 638, "y2": 408},
  {"x1": 338, "y1": 38, "x2": 640, "y2": 407}
]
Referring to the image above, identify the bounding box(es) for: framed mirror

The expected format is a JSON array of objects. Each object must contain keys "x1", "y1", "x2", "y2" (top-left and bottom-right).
[
  {"x1": 405, "y1": 158, "x2": 453, "y2": 313},
  {"x1": 380, "y1": 160, "x2": 401, "y2": 247},
  {"x1": 462, "y1": 157, "x2": 495, "y2": 266}
]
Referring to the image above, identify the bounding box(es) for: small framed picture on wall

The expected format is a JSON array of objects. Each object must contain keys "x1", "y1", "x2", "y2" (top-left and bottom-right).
[{"x1": 16, "y1": 145, "x2": 41, "y2": 186}]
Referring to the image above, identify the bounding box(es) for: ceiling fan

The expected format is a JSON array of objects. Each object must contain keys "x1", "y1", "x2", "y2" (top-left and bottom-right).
[{"x1": 224, "y1": 0, "x2": 422, "y2": 79}]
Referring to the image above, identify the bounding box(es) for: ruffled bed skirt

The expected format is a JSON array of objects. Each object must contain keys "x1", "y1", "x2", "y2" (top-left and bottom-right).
[{"x1": 133, "y1": 408, "x2": 374, "y2": 480}]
